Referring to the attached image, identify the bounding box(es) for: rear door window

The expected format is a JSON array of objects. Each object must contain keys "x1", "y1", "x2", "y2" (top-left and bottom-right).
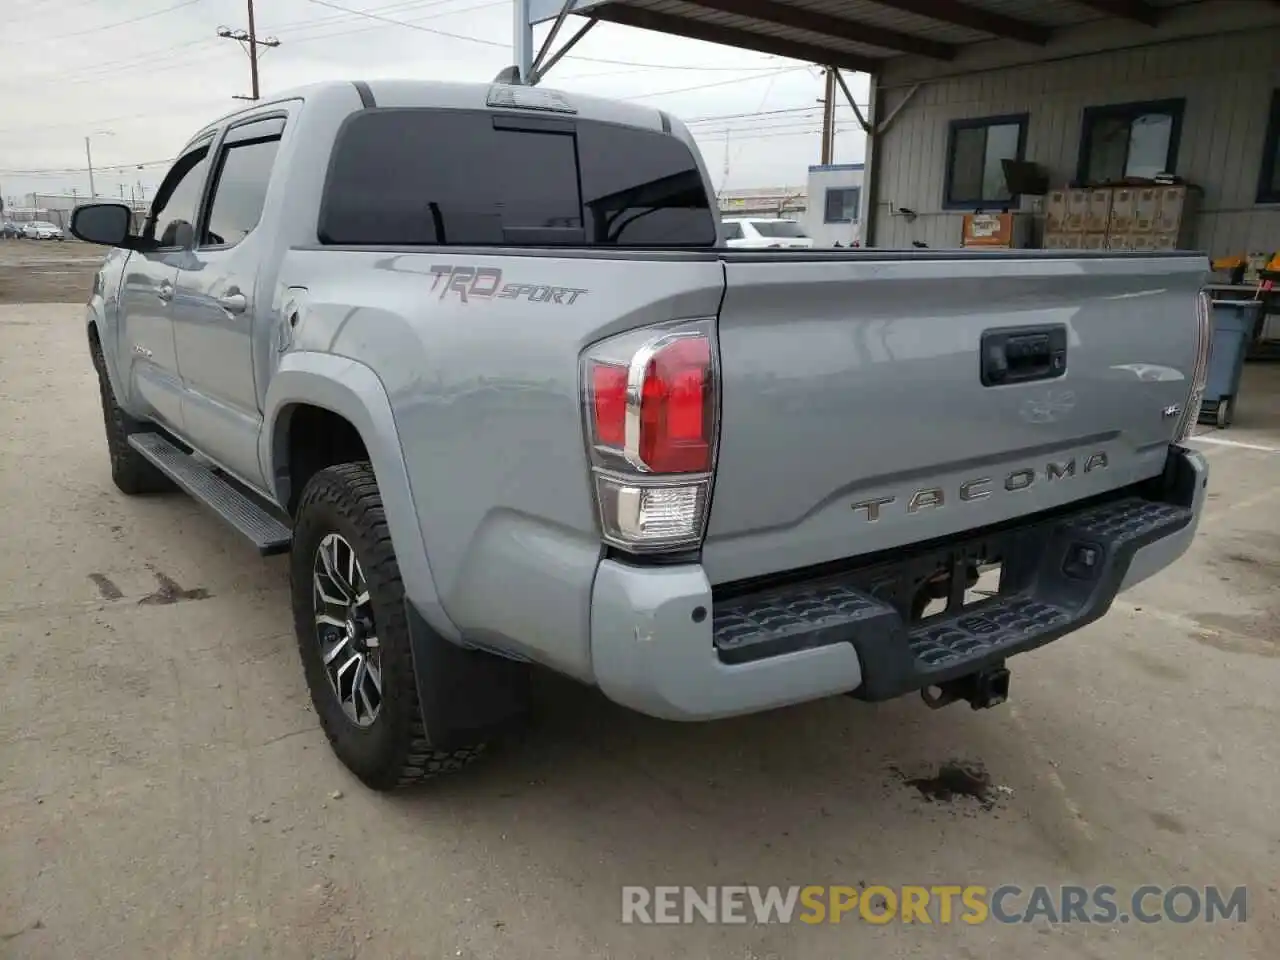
[
  {"x1": 202, "y1": 135, "x2": 281, "y2": 247},
  {"x1": 319, "y1": 108, "x2": 715, "y2": 248}
]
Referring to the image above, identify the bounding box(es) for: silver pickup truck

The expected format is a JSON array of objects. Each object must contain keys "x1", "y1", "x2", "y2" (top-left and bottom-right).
[{"x1": 72, "y1": 79, "x2": 1210, "y2": 791}]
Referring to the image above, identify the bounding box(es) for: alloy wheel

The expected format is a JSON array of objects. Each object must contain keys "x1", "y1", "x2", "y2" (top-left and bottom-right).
[{"x1": 313, "y1": 532, "x2": 382, "y2": 727}]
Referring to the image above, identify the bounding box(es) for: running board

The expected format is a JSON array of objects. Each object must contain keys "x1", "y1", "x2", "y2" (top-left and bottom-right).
[{"x1": 128, "y1": 433, "x2": 292, "y2": 556}]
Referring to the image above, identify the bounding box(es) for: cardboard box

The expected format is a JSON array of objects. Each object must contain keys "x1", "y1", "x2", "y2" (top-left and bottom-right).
[
  {"x1": 1064, "y1": 189, "x2": 1089, "y2": 231},
  {"x1": 1110, "y1": 189, "x2": 1135, "y2": 232},
  {"x1": 1154, "y1": 186, "x2": 1188, "y2": 234},
  {"x1": 1044, "y1": 232, "x2": 1082, "y2": 250},
  {"x1": 1045, "y1": 190, "x2": 1069, "y2": 234},
  {"x1": 1132, "y1": 188, "x2": 1160, "y2": 232},
  {"x1": 1084, "y1": 189, "x2": 1113, "y2": 233}
]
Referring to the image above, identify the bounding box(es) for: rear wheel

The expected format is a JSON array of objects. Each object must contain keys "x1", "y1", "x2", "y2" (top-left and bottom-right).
[
  {"x1": 89, "y1": 336, "x2": 175, "y2": 495},
  {"x1": 291, "y1": 463, "x2": 486, "y2": 790}
]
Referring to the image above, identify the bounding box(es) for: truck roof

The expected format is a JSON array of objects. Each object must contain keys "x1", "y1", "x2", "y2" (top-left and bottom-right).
[{"x1": 189, "y1": 79, "x2": 672, "y2": 152}]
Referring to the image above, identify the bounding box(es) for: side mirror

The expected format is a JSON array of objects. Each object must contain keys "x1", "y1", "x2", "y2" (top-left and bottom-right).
[{"x1": 70, "y1": 202, "x2": 134, "y2": 247}]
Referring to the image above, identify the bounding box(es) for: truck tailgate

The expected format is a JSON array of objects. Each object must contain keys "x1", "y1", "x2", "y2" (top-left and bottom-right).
[{"x1": 703, "y1": 251, "x2": 1207, "y2": 585}]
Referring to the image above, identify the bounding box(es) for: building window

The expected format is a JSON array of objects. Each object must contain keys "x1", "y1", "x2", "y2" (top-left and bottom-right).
[
  {"x1": 824, "y1": 186, "x2": 860, "y2": 223},
  {"x1": 1077, "y1": 98, "x2": 1184, "y2": 185},
  {"x1": 1259, "y1": 89, "x2": 1280, "y2": 204},
  {"x1": 944, "y1": 114, "x2": 1028, "y2": 209}
]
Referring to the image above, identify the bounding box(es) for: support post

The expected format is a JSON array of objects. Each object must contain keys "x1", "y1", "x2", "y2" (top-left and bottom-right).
[
  {"x1": 820, "y1": 68, "x2": 836, "y2": 165},
  {"x1": 84, "y1": 137, "x2": 96, "y2": 199},
  {"x1": 513, "y1": 0, "x2": 536, "y2": 83}
]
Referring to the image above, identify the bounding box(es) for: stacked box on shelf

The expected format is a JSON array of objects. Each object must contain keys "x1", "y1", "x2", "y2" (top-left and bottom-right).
[{"x1": 1041, "y1": 184, "x2": 1199, "y2": 251}]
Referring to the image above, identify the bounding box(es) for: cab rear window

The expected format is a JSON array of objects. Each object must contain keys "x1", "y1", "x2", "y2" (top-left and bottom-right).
[{"x1": 318, "y1": 108, "x2": 716, "y2": 248}]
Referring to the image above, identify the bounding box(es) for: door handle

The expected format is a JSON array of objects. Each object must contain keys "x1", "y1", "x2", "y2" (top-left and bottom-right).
[
  {"x1": 217, "y1": 292, "x2": 247, "y2": 314},
  {"x1": 980, "y1": 325, "x2": 1067, "y2": 386},
  {"x1": 156, "y1": 282, "x2": 173, "y2": 303}
]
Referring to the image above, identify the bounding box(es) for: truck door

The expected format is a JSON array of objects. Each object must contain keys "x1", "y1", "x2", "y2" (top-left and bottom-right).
[
  {"x1": 117, "y1": 141, "x2": 211, "y2": 432},
  {"x1": 171, "y1": 115, "x2": 285, "y2": 489}
]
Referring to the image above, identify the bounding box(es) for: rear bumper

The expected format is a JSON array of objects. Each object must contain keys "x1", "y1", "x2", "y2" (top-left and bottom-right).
[{"x1": 589, "y1": 446, "x2": 1206, "y2": 720}]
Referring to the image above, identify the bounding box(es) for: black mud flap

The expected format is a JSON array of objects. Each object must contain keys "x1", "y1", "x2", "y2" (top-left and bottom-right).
[{"x1": 404, "y1": 602, "x2": 531, "y2": 749}]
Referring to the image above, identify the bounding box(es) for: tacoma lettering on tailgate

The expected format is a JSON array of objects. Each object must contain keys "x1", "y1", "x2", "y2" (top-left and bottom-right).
[{"x1": 851, "y1": 452, "x2": 1109, "y2": 522}]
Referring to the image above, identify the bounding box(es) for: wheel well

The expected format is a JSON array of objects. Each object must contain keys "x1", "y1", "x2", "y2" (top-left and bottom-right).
[{"x1": 283, "y1": 405, "x2": 369, "y2": 515}]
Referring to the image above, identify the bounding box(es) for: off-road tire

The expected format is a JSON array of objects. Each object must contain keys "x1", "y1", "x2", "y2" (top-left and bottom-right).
[
  {"x1": 89, "y1": 336, "x2": 175, "y2": 495},
  {"x1": 291, "y1": 463, "x2": 486, "y2": 790}
]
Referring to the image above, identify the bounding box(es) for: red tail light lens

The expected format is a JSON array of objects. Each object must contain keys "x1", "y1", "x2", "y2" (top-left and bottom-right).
[
  {"x1": 587, "y1": 329, "x2": 716, "y2": 475},
  {"x1": 591, "y1": 363, "x2": 628, "y2": 448},
  {"x1": 640, "y1": 337, "x2": 711, "y2": 473},
  {"x1": 581, "y1": 320, "x2": 718, "y2": 553}
]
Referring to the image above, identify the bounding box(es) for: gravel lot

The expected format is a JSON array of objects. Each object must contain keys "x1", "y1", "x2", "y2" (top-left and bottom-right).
[
  {"x1": 0, "y1": 239, "x2": 103, "y2": 305},
  {"x1": 1, "y1": 303, "x2": 1278, "y2": 959}
]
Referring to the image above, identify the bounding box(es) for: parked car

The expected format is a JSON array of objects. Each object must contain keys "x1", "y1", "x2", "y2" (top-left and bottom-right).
[
  {"x1": 721, "y1": 216, "x2": 814, "y2": 248},
  {"x1": 1, "y1": 221, "x2": 22, "y2": 239},
  {"x1": 23, "y1": 220, "x2": 64, "y2": 240},
  {"x1": 73, "y1": 79, "x2": 1210, "y2": 792}
]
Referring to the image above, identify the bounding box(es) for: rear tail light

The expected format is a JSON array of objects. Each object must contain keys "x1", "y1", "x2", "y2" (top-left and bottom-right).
[
  {"x1": 1175, "y1": 291, "x2": 1212, "y2": 441},
  {"x1": 582, "y1": 319, "x2": 718, "y2": 553}
]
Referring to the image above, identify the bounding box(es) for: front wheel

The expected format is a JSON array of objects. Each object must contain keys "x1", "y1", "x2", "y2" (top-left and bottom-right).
[{"x1": 291, "y1": 463, "x2": 487, "y2": 790}]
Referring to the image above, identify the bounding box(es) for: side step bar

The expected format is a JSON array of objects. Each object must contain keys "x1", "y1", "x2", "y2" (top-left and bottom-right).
[{"x1": 128, "y1": 433, "x2": 292, "y2": 556}]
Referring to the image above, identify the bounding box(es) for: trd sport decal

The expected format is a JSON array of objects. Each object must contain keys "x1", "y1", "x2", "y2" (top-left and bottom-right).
[{"x1": 428, "y1": 265, "x2": 588, "y2": 305}]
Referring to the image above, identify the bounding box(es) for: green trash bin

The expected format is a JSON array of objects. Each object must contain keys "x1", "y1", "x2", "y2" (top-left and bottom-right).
[{"x1": 1198, "y1": 300, "x2": 1260, "y2": 429}]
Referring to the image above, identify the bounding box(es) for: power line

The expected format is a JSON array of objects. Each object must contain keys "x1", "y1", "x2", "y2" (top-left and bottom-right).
[
  {"x1": 306, "y1": 0, "x2": 782, "y2": 72},
  {"x1": 686, "y1": 103, "x2": 867, "y2": 124},
  {"x1": 13, "y1": 0, "x2": 203, "y2": 44},
  {"x1": 9, "y1": 0, "x2": 112, "y2": 27},
  {"x1": 626, "y1": 67, "x2": 805, "y2": 100}
]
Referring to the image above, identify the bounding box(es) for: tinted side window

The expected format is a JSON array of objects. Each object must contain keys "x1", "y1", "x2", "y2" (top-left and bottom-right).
[
  {"x1": 320, "y1": 110, "x2": 581, "y2": 246},
  {"x1": 576, "y1": 121, "x2": 715, "y2": 246},
  {"x1": 148, "y1": 147, "x2": 210, "y2": 248},
  {"x1": 721, "y1": 222, "x2": 743, "y2": 240},
  {"x1": 319, "y1": 109, "x2": 715, "y2": 247},
  {"x1": 203, "y1": 137, "x2": 281, "y2": 246}
]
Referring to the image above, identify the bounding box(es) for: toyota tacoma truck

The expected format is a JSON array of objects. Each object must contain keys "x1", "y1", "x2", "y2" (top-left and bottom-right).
[{"x1": 72, "y1": 79, "x2": 1210, "y2": 791}]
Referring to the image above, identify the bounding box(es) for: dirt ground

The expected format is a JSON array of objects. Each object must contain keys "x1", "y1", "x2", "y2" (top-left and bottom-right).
[
  {"x1": 0, "y1": 240, "x2": 103, "y2": 305},
  {"x1": 1, "y1": 303, "x2": 1278, "y2": 959}
]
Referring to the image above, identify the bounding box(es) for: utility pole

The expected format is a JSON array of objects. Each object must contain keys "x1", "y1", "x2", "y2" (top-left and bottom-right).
[
  {"x1": 721, "y1": 128, "x2": 731, "y2": 198},
  {"x1": 819, "y1": 68, "x2": 836, "y2": 165},
  {"x1": 217, "y1": 1, "x2": 280, "y2": 101},
  {"x1": 84, "y1": 136, "x2": 96, "y2": 198}
]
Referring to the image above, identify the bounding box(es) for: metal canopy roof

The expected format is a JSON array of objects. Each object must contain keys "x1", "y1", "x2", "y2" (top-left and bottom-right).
[{"x1": 523, "y1": 0, "x2": 1212, "y2": 76}]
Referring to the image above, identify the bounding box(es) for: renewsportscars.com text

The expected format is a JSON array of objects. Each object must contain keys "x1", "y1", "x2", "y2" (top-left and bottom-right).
[{"x1": 621, "y1": 884, "x2": 1248, "y2": 926}]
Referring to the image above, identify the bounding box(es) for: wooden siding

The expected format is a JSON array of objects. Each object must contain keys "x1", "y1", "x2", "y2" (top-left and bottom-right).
[{"x1": 869, "y1": 26, "x2": 1280, "y2": 255}]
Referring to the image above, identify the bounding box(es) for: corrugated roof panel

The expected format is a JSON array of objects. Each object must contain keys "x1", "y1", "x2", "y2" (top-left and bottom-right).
[
  {"x1": 588, "y1": 0, "x2": 1213, "y2": 64},
  {"x1": 614, "y1": 0, "x2": 992, "y2": 44},
  {"x1": 780, "y1": 0, "x2": 995, "y2": 44},
  {"x1": 963, "y1": 0, "x2": 1095, "y2": 28},
  {"x1": 613, "y1": 0, "x2": 908, "y2": 61}
]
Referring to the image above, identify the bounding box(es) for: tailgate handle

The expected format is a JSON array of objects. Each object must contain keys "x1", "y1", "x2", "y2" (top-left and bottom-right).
[{"x1": 980, "y1": 325, "x2": 1067, "y2": 386}]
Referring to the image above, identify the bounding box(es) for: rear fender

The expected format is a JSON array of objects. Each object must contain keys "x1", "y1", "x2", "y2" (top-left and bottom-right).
[{"x1": 262, "y1": 350, "x2": 460, "y2": 643}]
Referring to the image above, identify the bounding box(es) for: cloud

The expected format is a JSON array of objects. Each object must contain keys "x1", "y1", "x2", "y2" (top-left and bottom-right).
[{"x1": 0, "y1": 0, "x2": 867, "y2": 203}]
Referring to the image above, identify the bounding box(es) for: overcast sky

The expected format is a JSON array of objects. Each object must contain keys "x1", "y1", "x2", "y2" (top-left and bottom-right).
[{"x1": 1, "y1": 0, "x2": 869, "y2": 206}]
